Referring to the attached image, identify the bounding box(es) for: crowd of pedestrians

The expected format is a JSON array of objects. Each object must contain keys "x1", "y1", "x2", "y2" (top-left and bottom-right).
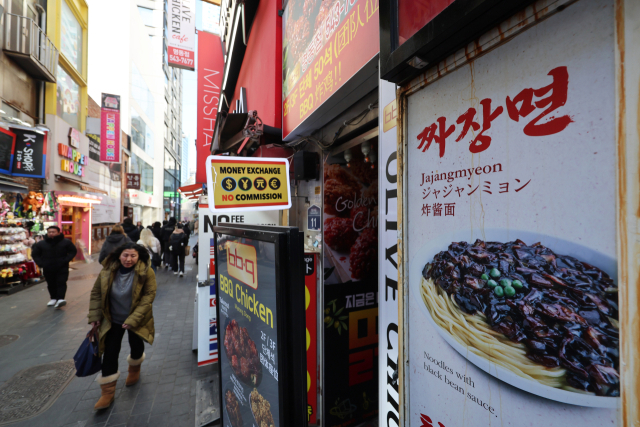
[{"x1": 29, "y1": 216, "x2": 196, "y2": 411}]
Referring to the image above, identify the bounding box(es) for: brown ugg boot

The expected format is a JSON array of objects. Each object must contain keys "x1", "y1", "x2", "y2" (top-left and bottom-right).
[
  {"x1": 94, "y1": 372, "x2": 119, "y2": 410},
  {"x1": 125, "y1": 353, "x2": 145, "y2": 387}
]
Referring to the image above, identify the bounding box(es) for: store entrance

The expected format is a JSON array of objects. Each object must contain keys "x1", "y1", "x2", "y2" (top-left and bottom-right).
[{"x1": 61, "y1": 206, "x2": 85, "y2": 261}]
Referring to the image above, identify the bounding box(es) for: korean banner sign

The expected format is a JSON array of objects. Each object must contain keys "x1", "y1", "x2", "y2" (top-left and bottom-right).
[
  {"x1": 205, "y1": 156, "x2": 291, "y2": 213},
  {"x1": 282, "y1": 0, "x2": 379, "y2": 139},
  {"x1": 126, "y1": 173, "x2": 141, "y2": 190},
  {"x1": 100, "y1": 93, "x2": 121, "y2": 163},
  {"x1": 167, "y1": 0, "x2": 195, "y2": 71}
]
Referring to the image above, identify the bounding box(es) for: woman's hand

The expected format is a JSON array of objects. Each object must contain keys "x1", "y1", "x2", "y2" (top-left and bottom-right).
[
  {"x1": 91, "y1": 321, "x2": 101, "y2": 327},
  {"x1": 122, "y1": 324, "x2": 131, "y2": 330}
]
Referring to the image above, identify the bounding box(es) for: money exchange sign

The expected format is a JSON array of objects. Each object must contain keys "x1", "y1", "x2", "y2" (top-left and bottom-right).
[{"x1": 205, "y1": 156, "x2": 291, "y2": 213}]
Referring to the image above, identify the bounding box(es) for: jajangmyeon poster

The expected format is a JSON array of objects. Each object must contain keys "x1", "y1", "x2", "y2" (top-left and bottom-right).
[{"x1": 404, "y1": 0, "x2": 619, "y2": 425}]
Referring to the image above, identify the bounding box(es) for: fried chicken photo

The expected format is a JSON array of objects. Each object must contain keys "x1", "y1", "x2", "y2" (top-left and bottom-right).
[
  {"x1": 224, "y1": 320, "x2": 261, "y2": 385},
  {"x1": 225, "y1": 390, "x2": 243, "y2": 427},
  {"x1": 324, "y1": 217, "x2": 358, "y2": 252},
  {"x1": 250, "y1": 388, "x2": 275, "y2": 427},
  {"x1": 349, "y1": 228, "x2": 378, "y2": 280}
]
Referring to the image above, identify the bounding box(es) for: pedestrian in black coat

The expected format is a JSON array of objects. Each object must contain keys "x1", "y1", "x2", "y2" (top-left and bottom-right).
[
  {"x1": 169, "y1": 224, "x2": 188, "y2": 276},
  {"x1": 31, "y1": 226, "x2": 78, "y2": 308},
  {"x1": 98, "y1": 225, "x2": 132, "y2": 263},
  {"x1": 122, "y1": 217, "x2": 141, "y2": 242},
  {"x1": 160, "y1": 217, "x2": 176, "y2": 268}
]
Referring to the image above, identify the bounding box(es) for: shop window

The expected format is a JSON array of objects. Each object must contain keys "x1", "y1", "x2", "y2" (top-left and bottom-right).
[
  {"x1": 130, "y1": 153, "x2": 154, "y2": 194},
  {"x1": 131, "y1": 63, "x2": 155, "y2": 123},
  {"x1": 131, "y1": 108, "x2": 154, "y2": 158},
  {"x1": 56, "y1": 65, "x2": 80, "y2": 128},
  {"x1": 137, "y1": 6, "x2": 156, "y2": 27},
  {"x1": 9, "y1": 0, "x2": 22, "y2": 15},
  {"x1": 61, "y1": 0, "x2": 83, "y2": 72}
]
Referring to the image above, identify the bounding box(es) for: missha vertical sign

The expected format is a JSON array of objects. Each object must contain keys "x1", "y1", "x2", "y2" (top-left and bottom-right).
[
  {"x1": 167, "y1": 0, "x2": 195, "y2": 71},
  {"x1": 100, "y1": 93, "x2": 121, "y2": 163},
  {"x1": 196, "y1": 31, "x2": 223, "y2": 184},
  {"x1": 10, "y1": 126, "x2": 46, "y2": 178},
  {"x1": 402, "y1": 1, "x2": 619, "y2": 426}
]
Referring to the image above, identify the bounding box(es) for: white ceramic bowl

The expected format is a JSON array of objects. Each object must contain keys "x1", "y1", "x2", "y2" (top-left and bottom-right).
[{"x1": 409, "y1": 228, "x2": 620, "y2": 408}]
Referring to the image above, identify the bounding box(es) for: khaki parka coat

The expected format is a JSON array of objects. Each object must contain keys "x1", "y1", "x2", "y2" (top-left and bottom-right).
[{"x1": 87, "y1": 259, "x2": 156, "y2": 356}]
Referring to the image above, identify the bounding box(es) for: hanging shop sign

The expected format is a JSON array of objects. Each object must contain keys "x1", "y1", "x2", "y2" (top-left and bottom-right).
[
  {"x1": 126, "y1": 173, "x2": 141, "y2": 190},
  {"x1": 10, "y1": 126, "x2": 46, "y2": 178},
  {"x1": 205, "y1": 156, "x2": 291, "y2": 212},
  {"x1": 282, "y1": 0, "x2": 379, "y2": 139},
  {"x1": 215, "y1": 225, "x2": 307, "y2": 427},
  {"x1": 399, "y1": 1, "x2": 622, "y2": 425},
  {"x1": 196, "y1": 31, "x2": 224, "y2": 183},
  {"x1": 378, "y1": 79, "x2": 399, "y2": 427},
  {"x1": 167, "y1": 0, "x2": 195, "y2": 71},
  {"x1": 58, "y1": 143, "x2": 88, "y2": 177},
  {"x1": 100, "y1": 93, "x2": 121, "y2": 163},
  {"x1": 68, "y1": 127, "x2": 80, "y2": 148},
  {"x1": 0, "y1": 127, "x2": 16, "y2": 175}
]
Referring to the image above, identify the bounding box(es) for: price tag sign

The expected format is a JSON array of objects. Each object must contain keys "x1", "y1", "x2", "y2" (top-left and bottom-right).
[{"x1": 307, "y1": 205, "x2": 320, "y2": 231}]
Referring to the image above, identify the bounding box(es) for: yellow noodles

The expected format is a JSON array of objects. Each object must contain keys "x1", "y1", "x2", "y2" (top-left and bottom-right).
[{"x1": 420, "y1": 277, "x2": 571, "y2": 389}]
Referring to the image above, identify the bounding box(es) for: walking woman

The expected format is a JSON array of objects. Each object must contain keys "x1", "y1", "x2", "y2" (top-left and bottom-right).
[
  {"x1": 169, "y1": 223, "x2": 188, "y2": 277},
  {"x1": 137, "y1": 228, "x2": 161, "y2": 272},
  {"x1": 87, "y1": 243, "x2": 156, "y2": 410}
]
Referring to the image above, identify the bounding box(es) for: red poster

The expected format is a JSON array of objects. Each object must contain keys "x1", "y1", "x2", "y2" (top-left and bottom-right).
[
  {"x1": 196, "y1": 31, "x2": 224, "y2": 184},
  {"x1": 100, "y1": 93, "x2": 121, "y2": 163},
  {"x1": 304, "y1": 253, "x2": 318, "y2": 424},
  {"x1": 282, "y1": 0, "x2": 379, "y2": 139}
]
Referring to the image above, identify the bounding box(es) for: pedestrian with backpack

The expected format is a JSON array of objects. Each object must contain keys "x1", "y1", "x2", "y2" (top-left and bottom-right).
[{"x1": 137, "y1": 229, "x2": 161, "y2": 272}]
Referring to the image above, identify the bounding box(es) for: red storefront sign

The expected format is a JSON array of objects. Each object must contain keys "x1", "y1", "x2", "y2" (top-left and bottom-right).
[
  {"x1": 196, "y1": 31, "x2": 224, "y2": 184},
  {"x1": 282, "y1": 0, "x2": 379, "y2": 139},
  {"x1": 304, "y1": 253, "x2": 318, "y2": 424},
  {"x1": 100, "y1": 93, "x2": 121, "y2": 163}
]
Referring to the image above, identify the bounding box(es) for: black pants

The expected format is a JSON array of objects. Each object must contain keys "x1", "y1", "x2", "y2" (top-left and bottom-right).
[
  {"x1": 163, "y1": 241, "x2": 171, "y2": 265},
  {"x1": 102, "y1": 323, "x2": 145, "y2": 377},
  {"x1": 172, "y1": 251, "x2": 185, "y2": 273},
  {"x1": 44, "y1": 268, "x2": 69, "y2": 300}
]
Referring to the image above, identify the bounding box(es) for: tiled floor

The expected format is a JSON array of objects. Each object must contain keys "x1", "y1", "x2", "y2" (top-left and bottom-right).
[{"x1": 0, "y1": 236, "x2": 216, "y2": 427}]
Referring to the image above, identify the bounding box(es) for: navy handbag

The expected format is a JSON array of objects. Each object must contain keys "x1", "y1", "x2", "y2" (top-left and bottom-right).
[{"x1": 74, "y1": 325, "x2": 102, "y2": 377}]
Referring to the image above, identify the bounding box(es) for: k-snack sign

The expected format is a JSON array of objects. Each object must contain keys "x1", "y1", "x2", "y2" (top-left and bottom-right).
[
  {"x1": 58, "y1": 143, "x2": 88, "y2": 177},
  {"x1": 282, "y1": 0, "x2": 379, "y2": 139},
  {"x1": 196, "y1": 31, "x2": 223, "y2": 184},
  {"x1": 100, "y1": 93, "x2": 121, "y2": 163},
  {"x1": 10, "y1": 126, "x2": 46, "y2": 178},
  {"x1": 167, "y1": 0, "x2": 195, "y2": 70},
  {"x1": 205, "y1": 156, "x2": 292, "y2": 212}
]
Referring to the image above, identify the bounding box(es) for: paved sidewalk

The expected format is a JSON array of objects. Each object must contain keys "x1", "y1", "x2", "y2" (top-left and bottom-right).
[{"x1": 0, "y1": 235, "x2": 216, "y2": 427}]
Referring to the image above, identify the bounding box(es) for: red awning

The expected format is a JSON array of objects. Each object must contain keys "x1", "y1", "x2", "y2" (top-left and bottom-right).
[{"x1": 178, "y1": 183, "x2": 204, "y2": 200}]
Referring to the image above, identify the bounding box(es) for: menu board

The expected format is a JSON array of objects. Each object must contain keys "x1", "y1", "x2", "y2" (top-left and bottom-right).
[
  {"x1": 215, "y1": 232, "x2": 282, "y2": 427},
  {"x1": 215, "y1": 225, "x2": 307, "y2": 427},
  {"x1": 403, "y1": 1, "x2": 619, "y2": 426}
]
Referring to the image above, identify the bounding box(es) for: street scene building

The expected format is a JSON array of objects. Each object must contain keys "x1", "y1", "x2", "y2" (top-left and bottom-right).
[{"x1": 0, "y1": 1, "x2": 639, "y2": 427}]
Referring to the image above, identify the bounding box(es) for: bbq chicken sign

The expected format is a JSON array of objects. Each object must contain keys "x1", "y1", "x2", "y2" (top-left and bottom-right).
[
  {"x1": 167, "y1": 0, "x2": 195, "y2": 71},
  {"x1": 205, "y1": 156, "x2": 292, "y2": 213}
]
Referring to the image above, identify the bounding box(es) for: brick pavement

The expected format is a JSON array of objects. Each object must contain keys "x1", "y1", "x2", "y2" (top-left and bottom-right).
[{"x1": 0, "y1": 236, "x2": 216, "y2": 427}]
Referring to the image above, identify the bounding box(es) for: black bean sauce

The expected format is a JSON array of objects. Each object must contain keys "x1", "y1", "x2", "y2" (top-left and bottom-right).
[{"x1": 422, "y1": 239, "x2": 619, "y2": 396}]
